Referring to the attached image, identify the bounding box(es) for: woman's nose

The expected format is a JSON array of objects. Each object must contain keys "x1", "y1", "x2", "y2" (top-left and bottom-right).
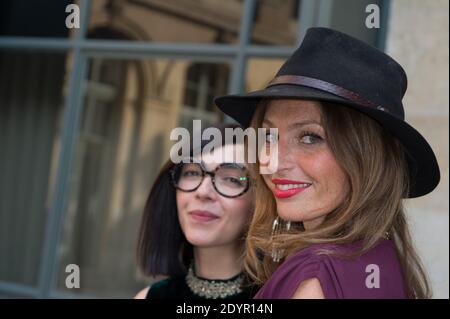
[
  {"x1": 195, "y1": 174, "x2": 216, "y2": 200},
  {"x1": 276, "y1": 138, "x2": 296, "y2": 173}
]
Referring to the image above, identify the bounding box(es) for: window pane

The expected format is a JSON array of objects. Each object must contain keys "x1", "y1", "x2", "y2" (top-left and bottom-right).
[
  {"x1": 246, "y1": 58, "x2": 285, "y2": 92},
  {"x1": 0, "y1": 0, "x2": 79, "y2": 38},
  {"x1": 0, "y1": 49, "x2": 68, "y2": 286},
  {"x1": 326, "y1": 0, "x2": 381, "y2": 47},
  {"x1": 55, "y1": 57, "x2": 229, "y2": 297},
  {"x1": 88, "y1": 0, "x2": 243, "y2": 43},
  {"x1": 251, "y1": 0, "x2": 300, "y2": 45},
  {"x1": 184, "y1": 63, "x2": 229, "y2": 112}
]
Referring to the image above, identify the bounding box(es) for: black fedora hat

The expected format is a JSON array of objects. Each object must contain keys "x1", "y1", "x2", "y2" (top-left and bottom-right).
[{"x1": 215, "y1": 27, "x2": 440, "y2": 198}]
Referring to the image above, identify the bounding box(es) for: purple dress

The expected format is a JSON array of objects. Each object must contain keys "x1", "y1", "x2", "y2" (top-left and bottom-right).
[{"x1": 254, "y1": 238, "x2": 407, "y2": 299}]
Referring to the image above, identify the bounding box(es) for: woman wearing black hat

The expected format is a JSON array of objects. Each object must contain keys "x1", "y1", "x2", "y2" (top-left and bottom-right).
[
  {"x1": 135, "y1": 124, "x2": 255, "y2": 299},
  {"x1": 215, "y1": 28, "x2": 440, "y2": 299}
]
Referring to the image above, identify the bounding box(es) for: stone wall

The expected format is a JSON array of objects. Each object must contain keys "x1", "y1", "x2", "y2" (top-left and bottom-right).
[{"x1": 385, "y1": 0, "x2": 449, "y2": 298}]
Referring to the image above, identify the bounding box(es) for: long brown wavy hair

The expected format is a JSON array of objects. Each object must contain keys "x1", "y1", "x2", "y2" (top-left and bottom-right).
[{"x1": 244, "y1": 99, "x2": 431, "y2": 298}]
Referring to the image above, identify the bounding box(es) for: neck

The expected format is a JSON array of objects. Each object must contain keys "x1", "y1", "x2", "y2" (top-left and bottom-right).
[
  {"x1": 303, "y1": 215, "x2": 326, "y2": 231},
  {"x1": 193, "y1": 242, "x2": 243, "y2": 280}
]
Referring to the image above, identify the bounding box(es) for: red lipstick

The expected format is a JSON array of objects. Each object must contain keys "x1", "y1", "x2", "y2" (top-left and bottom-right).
[{"x1": 271, "y1": 179, "x2": 311, "y2": 199}]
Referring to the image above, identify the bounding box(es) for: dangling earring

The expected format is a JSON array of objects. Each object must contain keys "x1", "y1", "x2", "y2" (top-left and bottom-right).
[{"x1": 271, "y1": 216, "x2": 291, "y2": 262}]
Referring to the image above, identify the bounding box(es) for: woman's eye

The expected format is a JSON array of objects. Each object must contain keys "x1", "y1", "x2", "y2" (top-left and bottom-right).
[
  {"x1": 300, "y1": 132, "x2": 322, "y2": 144},
  {"x1": 224, "y1": 177, "x2": 245, "y2": 187},
  {"x1": 227, "y1": 177, "x2": 242, "y2": 185},
  {"x1": 183, "y1": 170, "x2": 200, "y2": 177}
]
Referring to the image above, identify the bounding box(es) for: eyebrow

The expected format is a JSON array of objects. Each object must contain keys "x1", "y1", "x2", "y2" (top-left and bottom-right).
[{"x1": 262, "y1": 118, "x2": 323, "y2": 128}]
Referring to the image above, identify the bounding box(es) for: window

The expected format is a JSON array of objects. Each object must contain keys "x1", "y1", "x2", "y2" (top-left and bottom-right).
[
  {"x1": 181, "y1": 63, "x2": 229, "y2": 130},
  {"x1": 0, "y1": 49, "x2": 68, "y2": 288}
]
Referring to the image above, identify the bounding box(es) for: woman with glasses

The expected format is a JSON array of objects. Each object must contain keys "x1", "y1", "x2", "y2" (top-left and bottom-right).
[{"x1": 134, "y1": 124, "x2": 255, "y2": 299}]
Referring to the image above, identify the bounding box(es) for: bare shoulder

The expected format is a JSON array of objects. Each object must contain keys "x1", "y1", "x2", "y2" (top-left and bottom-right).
[
  {"x1": 291, "y1": 278, "x2": 325, "y2": 299},
  {"x1": 134, "y1": 287, "x2": 150, "y2": 299}
]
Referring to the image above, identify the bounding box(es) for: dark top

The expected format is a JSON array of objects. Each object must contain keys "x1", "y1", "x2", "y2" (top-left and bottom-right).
[
  {"x1": 254, "y1": 238, "x2": 407, "y2": 299},
  {"x1": 145, "y1": 275, "x2": 255, "y2": 299}
]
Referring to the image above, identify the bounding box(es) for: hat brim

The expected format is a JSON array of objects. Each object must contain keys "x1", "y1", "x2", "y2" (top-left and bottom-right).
[
  {"x1": 215, "y1": 85, "x2": 440, "y2": 198},
  {"x1": 215, "y1": 84, "x2": 351, "y2": 127}
]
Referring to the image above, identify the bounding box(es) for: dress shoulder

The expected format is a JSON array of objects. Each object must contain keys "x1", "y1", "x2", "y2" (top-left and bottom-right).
[
  {"x1": 254, "y1": 239, "x2": 407, "y2": 299},
  {"x1": 254, "y1": 245, "x2": 324, "y2": 298}
]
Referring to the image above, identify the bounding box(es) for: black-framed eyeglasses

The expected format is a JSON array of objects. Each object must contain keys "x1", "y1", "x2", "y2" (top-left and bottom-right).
[{"x1": 170, "y1": 161, "x2": 251, "y2": 198}]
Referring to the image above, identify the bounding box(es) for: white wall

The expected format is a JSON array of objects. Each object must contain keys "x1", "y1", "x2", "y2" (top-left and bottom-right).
[{"x1": 386, "y1": 0, "x2": 449, "y2": 299}]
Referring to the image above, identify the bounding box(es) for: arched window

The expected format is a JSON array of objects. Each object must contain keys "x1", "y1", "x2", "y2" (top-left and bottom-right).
[{"x1": 180, "y1": 63, "x2": 230, "y2": 130}]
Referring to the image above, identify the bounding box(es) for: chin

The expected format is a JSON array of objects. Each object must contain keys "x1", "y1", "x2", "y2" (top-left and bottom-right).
[
  {"x1": 275, "y1": 203, "x2": 301, "y2": 221},
  {"x1": 187, "y1": 239, "x2": 213, "y2": 247},
  {"x1": 185, "y1": 234, "x2": 216, "y2": 247}
]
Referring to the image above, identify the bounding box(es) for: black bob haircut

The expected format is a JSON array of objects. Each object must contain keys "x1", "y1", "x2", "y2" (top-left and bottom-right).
[{"x1": 136, "y1": 123, "x2": 245, "y2": 277}]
